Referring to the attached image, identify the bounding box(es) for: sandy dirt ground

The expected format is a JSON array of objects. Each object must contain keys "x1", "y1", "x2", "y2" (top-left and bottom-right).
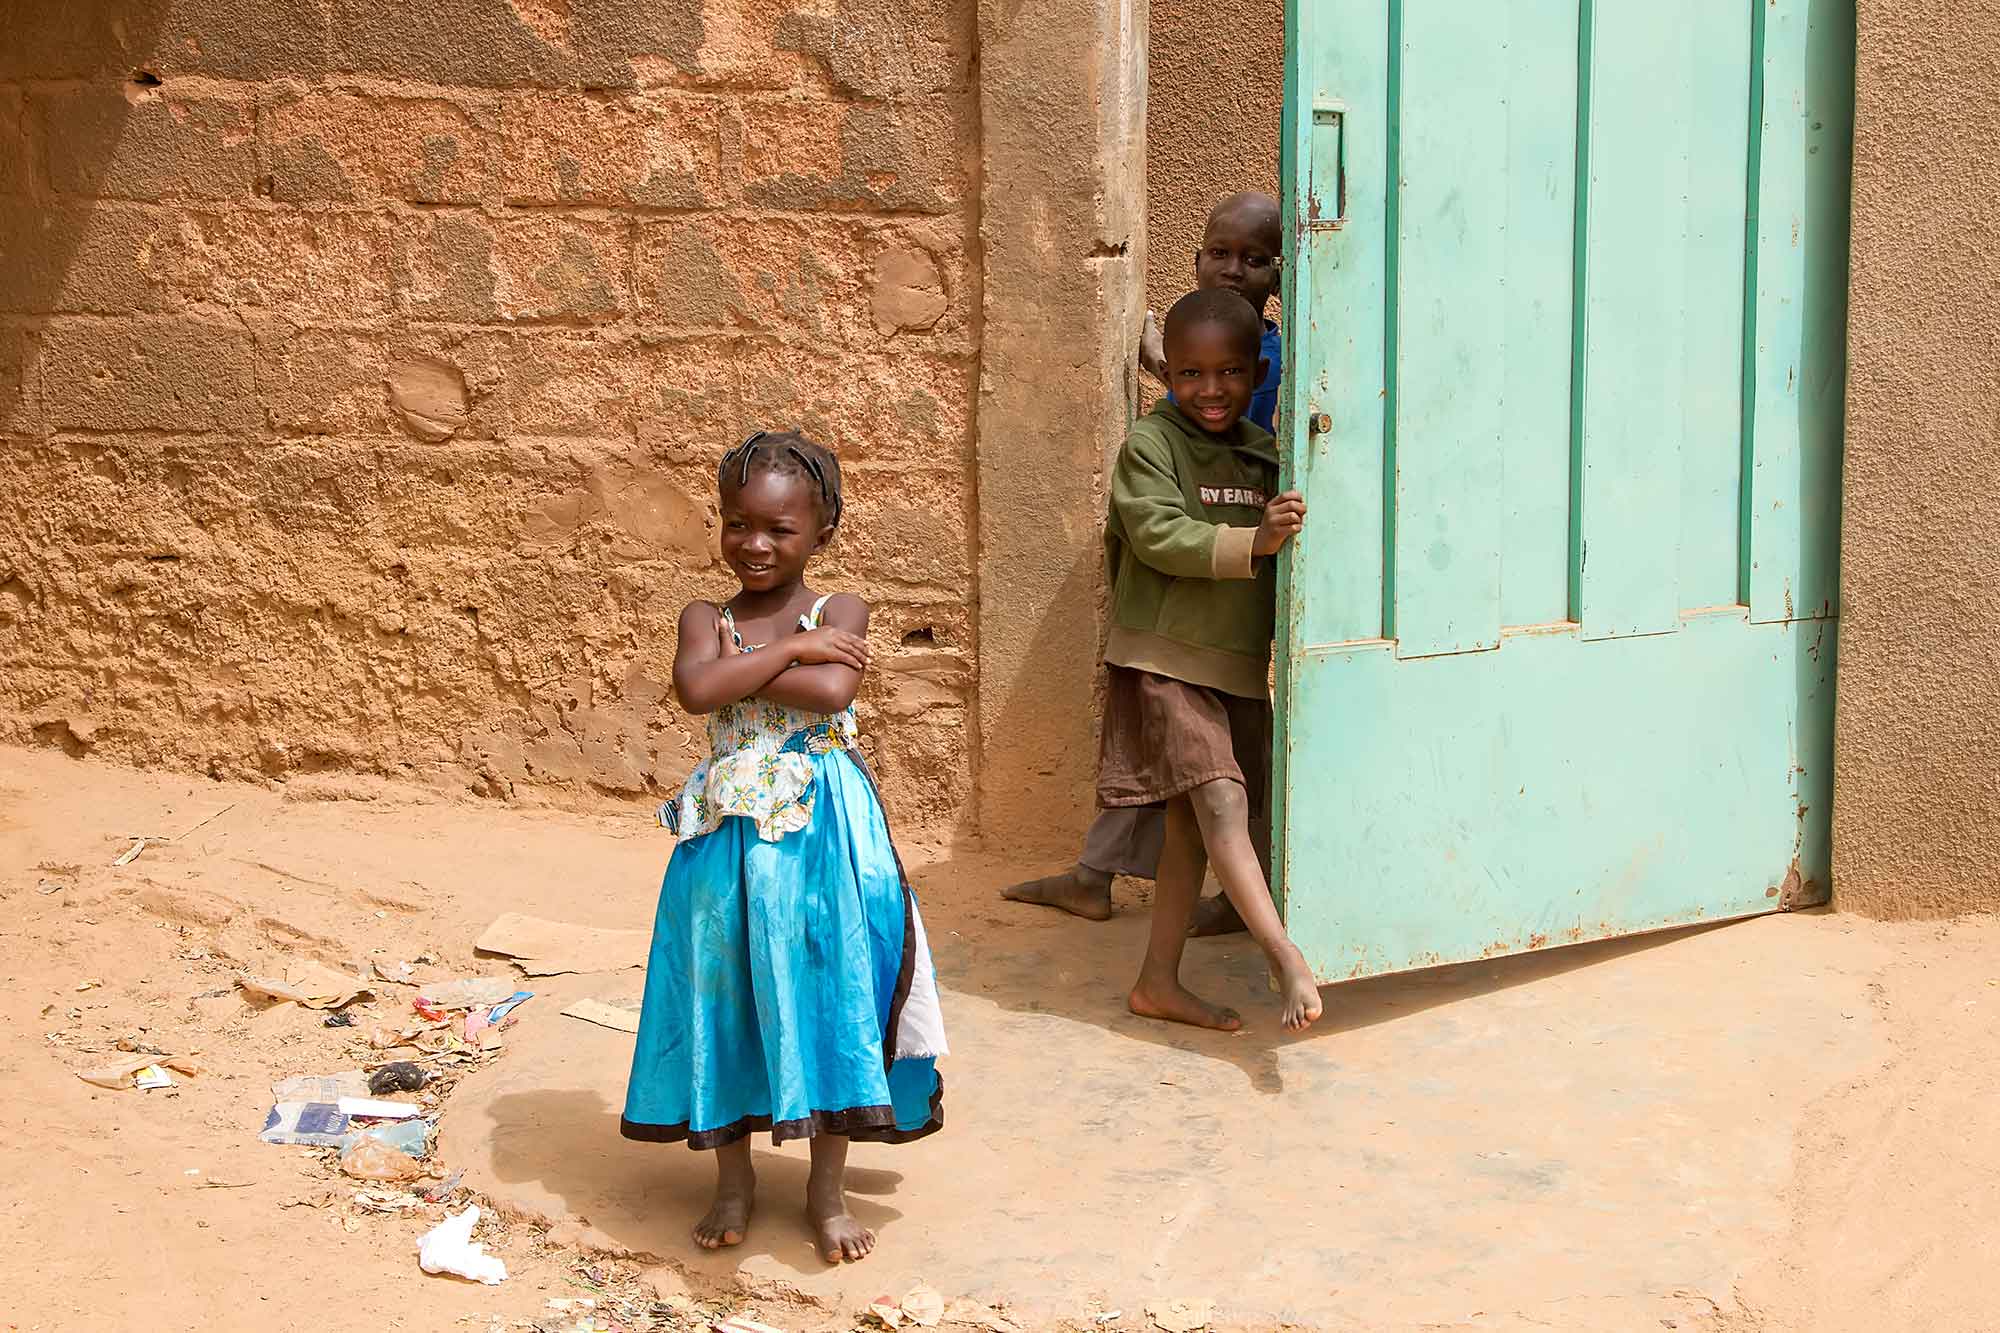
[{"x1": 2, "y1": 744, "x2": 1997, "y2": 1333}]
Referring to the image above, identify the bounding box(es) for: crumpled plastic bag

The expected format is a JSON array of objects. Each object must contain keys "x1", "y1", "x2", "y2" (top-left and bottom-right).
[
  {"x1": 340, "y1": 1135, "x2": 425, "y2": 1181},
  {"x1": 418, "y1": 1205, "x2": 507, "y2": 1284}
]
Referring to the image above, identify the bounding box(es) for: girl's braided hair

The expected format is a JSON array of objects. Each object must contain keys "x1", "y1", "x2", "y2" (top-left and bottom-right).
[{"x1": 717, "y1": 429, "x2": 844, "y2": 529}]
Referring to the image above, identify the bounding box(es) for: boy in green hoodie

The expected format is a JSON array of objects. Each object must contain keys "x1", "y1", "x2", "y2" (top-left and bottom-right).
[{"x1": 1103, "y1": 289, "x2": 1322, "y2": 1033}]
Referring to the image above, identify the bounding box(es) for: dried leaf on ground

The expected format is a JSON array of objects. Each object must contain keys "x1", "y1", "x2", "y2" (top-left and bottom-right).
[
  {"x1": 943, "y1": 1299, "x2": 1023, "y2": 1333},
  {"x1": 903, "y1": 1285, "x2": 945, "y2": 1327},
  {"x1": 1147, "y1": 1299, "x2": 1213, "y2": 1333}
]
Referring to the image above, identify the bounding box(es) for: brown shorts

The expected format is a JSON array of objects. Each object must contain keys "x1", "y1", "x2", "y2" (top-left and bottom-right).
[{"x1": 1096, "y1": 665, "x2": 1270, "y2": 815}]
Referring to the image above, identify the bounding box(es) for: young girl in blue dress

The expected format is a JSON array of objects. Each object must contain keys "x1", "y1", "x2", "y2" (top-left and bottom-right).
[{"x1": 621, "y1": 430, "x2": 946, "y2": 1265}]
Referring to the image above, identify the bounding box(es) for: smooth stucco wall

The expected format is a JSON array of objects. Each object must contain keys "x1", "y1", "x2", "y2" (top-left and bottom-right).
[{"x1": 1143, "y1": 0, "x2": 1281, "y2": 337}]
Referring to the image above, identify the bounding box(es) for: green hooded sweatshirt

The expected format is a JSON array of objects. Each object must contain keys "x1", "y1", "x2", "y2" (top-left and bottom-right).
[{"x1": 1103, "y1": 399, "x2": 1280, "y2": 699}]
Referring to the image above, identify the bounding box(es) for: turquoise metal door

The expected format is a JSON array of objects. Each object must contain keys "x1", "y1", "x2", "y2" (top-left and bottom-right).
[{"x1": 1272, "y1": 0, "x2": 1854, "y2": 981}]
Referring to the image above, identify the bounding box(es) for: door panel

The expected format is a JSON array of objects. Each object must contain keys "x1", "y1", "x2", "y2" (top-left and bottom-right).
[
  {"x1": 1274, "y1": 0, "x2": 1852, "y2": 982},
  {"x1": 1497, "y1": 0, "x2": 1580, "y2": 630},
  {"x1": 1577, "y1": 2, "x2": 1692, "y2": 640},
  {"x1": 1391, "y1": 2, "x2": 1507, "y2": 658}
]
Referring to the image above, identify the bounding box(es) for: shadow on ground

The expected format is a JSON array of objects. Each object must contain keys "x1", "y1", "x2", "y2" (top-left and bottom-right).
[{"x1": 922, "y1": 851, "x2": 1730, "y2": 1095}]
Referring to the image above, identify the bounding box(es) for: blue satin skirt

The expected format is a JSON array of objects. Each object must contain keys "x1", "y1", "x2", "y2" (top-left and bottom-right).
[{"x1": 619, "y1": 747, "x2": 943, "y2": 1149}]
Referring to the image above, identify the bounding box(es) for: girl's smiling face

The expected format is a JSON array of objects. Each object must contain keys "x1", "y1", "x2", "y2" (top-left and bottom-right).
[{"x1": 720, "y1": 469, "x2": 829, "y2": 593}]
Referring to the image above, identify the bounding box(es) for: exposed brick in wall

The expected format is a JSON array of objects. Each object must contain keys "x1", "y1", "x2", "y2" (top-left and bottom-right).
[{"x1": 0, "y1": 0, "x2": 980, "y2": 833}]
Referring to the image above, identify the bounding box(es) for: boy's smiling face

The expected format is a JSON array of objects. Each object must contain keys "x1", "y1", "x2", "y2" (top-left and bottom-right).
[
  {"x1": 1195, "y1": 194, "x2": 1282, "y2": 315},
  {"x1": 1165, "y1": 317, "x2": 1262, "y2": 435}
]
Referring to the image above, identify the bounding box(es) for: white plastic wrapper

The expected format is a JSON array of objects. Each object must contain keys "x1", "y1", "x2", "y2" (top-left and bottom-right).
[{"x1": 417, "y1": 1205, "x2": 508, "y2": 1285}]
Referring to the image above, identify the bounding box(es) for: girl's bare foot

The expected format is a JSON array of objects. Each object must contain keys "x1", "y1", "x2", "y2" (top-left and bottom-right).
[
  {"x1": 1186, "y1": 893, "x2": 1246, "y2": 937},
  {"x1": 805, "y1": 1134, "x2": 874, "y2": 1263},
  {"x1": 694, "y1": 1144, "x2": 755, "y2": 1249},
  {"x1": 1128, "y1": 978, "x2": 1242, "y2": 1031},
  {"x1": 806, "y1": 1196, "x2": 875, "y2": 1263},
  {"x1": 1272, "y1": 943, "x2": 1324, "y2": 1033},
  {"x1": 1001, "y1": 866, "x2": 1114, "y2": 921}
]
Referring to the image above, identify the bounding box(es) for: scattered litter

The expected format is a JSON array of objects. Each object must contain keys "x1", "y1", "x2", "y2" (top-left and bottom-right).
[
  {"x1": 867, "y1": 1287, "x2": 944, "y2": 1330},
  {"x1": 237, "y1": 962, "x2": 373, "y2": 1011},
  {"x1": 1147, "y1": 1299, "x2": 1213, "y2": 1333},
  {"x1": 352, "y1": 1187, "x2": 426, "y2": 1213},
  {"x1": 422, "y1": 1168, "x2": 466, "y2": 1203},
  {"x1": 902, "y1": 1286, "x2": 944, "y2": 1327},
  {"x1": 133, "y1": 1064, "x2": 175, "y2": 1090},
  {"x1": 338, "y1": 1096, "x2": 421, "y2": 1120},
  {"x1": 260, "y1": 1101, "x2": 352, "y2": 1147},
  {"x1": 372, "y1": 959, "x2": 419, "y2": 985},
  {"x1": 194, "y1": 1179, "x2": 255, "y2": 1190},
  {"x1": 714, "y1": 1318, "x2": 786, "y2": 1333},
  {"x1": 475, "y1": 912, "x2": 648, "y2": 977},
  {"x1": 77, "y1": 1054, "x2": 202, "y2": 1090},
  {"x1": 173, "y1": 802, "x2": 237, "y2": 841},
  {"x1": 75, "y1": 979, "x2": 102, "y2": 992},
  {"x1": 323, "y1": 1011, "x2": 356, "y2": 1028},
  {"x1": 942, "y1": 1300, "x2": 1022, "y2": 1332},
  {"x1": 347, "y1": 1119, "x2": 430, "y2": 1159},
  {"x1": 340, "y1": 1135, "x2": 425, "y2": 1181},
  {"x1": 271, "y1": 1072, "x2": 372, "y2": 1103},
  {"x1": 418, "y1": 1205, "x2": 508, "y2": 1284},
  {"x1": 487, "y1": 991, "x2": 534, "y2": 1023},
  {"x1": 281, "y1": 1187, "x2": 338, "y2": 1210},
  {"x1": 113, "y1": 838, "x2": 147, "y2": 867},
  {"x1": 560, "y1": 998, "x2": 642, "y2": 1034},
  {"x1": 1091, "y1": 1314, "x2": 1123, "y2": 1327},
  {"x1": 416, "y1": 977, "x2": 519, "y2": 1012},
  {"x1": 367, "y1": 1062, "x2": 429, "y2": 1095}
]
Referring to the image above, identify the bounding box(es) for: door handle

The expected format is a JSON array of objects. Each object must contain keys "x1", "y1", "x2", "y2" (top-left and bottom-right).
[{"x1": 1308, "y1": 98, "x2": 1346, "y2": 230}]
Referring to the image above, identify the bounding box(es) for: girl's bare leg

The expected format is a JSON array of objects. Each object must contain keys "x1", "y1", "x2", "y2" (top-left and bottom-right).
[
  {"x1": 1128, "y1": 795, "x2": 1243, "y2": 1031},
  {"x1": 694, "y1": 1138, "x2": 755, "y2": 1249},
  {"x1": 1187, "y1": 778, "x2": 1324, "y2": 1032},
  {"x1": 806, "y1": 1134, "x2": 874, "y2": 1262}
]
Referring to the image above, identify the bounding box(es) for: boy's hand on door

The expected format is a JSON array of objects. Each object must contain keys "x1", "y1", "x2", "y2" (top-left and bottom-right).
[{"x1": 1253, "y1": 491, "x2": 1307, "y2": 556}]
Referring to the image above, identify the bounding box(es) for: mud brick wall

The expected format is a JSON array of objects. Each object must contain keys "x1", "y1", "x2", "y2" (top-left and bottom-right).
[{"x1": 0, "y1": 0, "x2": 979, "y2": 832}]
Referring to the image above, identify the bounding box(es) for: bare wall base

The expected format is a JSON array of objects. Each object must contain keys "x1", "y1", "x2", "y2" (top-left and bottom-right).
[{"x1": 1833, "y1": 0, "x2": 2000, "y2": 917}]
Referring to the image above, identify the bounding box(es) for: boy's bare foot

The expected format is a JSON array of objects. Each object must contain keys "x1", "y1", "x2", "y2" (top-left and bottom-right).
[
  {"x1": 694, "y1": 1166, "x2": 755, "y2": 1250},
  {"x1": 1272, "y1": 943, "x2": 1324, "y2": 1033},
  {"x1": 1186, "y1": 894, "x2": 1246, "y2": 937},
  {"x1": 806, "y1": 1189, "x2": 875, "y2": 1263},
  {"x1": 1001, "y1": 866, "x2": 1113, "y2": 921},
  {"x1": 1128, "y1": 978, "x2": 1242, "y2": 1031}
]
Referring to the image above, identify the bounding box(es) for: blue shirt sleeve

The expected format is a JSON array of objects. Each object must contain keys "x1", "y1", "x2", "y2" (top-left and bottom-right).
[{"x1": 1247, "y1": 321, "x2": 1282, "y2": 435}]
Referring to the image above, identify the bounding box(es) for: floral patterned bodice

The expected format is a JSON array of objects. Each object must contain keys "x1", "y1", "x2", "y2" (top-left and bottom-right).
[{"x1": 658, "y1": 595, "x2": 860, "y2": 843}]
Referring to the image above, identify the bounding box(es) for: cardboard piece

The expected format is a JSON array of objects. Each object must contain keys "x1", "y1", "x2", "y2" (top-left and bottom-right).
[
  {"x1": 237, "y1": 962, "x2": 372, "y2": 1011},
  {"x1": 560, "y1": 998, "x2": 642, "y2": 1034},
  {"x1": 475, "y1": 912, "x2": 647, "y2": 977},
  {"x1": 270, "y1": 1071, "x2": 372, "y2": 1103},
  {"x1": 77, "y1": 1054, "x2": 203, "y2": 1089}
]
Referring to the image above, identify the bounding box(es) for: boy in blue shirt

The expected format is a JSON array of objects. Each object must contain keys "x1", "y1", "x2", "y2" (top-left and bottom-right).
[{"x1": 1003, "y1": 191, "x2": 1282, "y2": 932}]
